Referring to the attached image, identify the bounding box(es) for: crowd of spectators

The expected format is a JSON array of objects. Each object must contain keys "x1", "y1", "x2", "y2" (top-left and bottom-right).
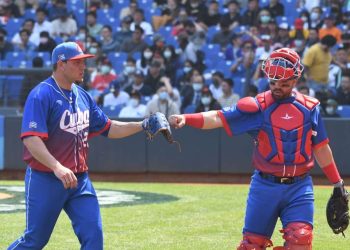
[{"x1": 1, "y1": 0, "x2": 350, "y2": 118}]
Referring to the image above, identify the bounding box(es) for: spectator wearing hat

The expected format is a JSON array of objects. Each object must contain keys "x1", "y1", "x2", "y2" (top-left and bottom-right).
[
  {"x1": 121, "y1": 25, "x2": 148, "y2": 54},
  {"x1": 221, "y1": 0, "x2": 241, "y2": 31},
  {"x1": 195, "y1": 86, "x2": 221, "y2": 112},
  {"x1": 276, "y1": 22, "x2": 292, "y2": 47},
  {"x1": 33, "y1": 8, "x2": 52, "y2": 37},
  {"x1": 119, "y1": 90, "x2": 147, "y2": 118},
  {"x1": 242, "y1": 0, "x2": 260, "y2": 27},
  {"x1": 218, "y1": 78, "x2": 240, "y2": 108},
  {"x1": 209, "y1": 71, "x2": 224, "y2": 100},
  {"x1": 51, "y1": 9, "x2": 78, "y2": 40},
  {"x1": 266, "y1": 0, "x2": 284, "y2": 18},
  {"x1": 87, "y1": 11, "x2": 103, "y2": 38},
  {"x1": 289, "y1": 18, "x2": 309, "y2": 40},
  {"x1": 130, "y1": 8, "x2": 153, "y2": 36},
  {"x1": 144, "y1": 60, "x2": 165, "y2": 94},
  {"x1": 319, "y1": 13, "x2": 342, "y2": 43},
  {"x1": 323, "y1": 98, "x2": 340, "y2": 118},
  {"x1": 90, "y1": 57, "x2": 117, "y2": 94},
  {"x1": 302, "y1": 35, "x2": 337, "y2": 91},
  {"x1": 37, "y1": 31, "x2": 57, "y2": 53},
  {"x1": 100, "y1": 25, "x2": 120, "y2": 54},
  {"x1": 336, "y1": 73, "x2": 350, "y2": 105},
  {"x1": 212, "y1": 19, "x2": 233, "y2": 49},
  {"x1": 255, "y1": 34, "x2": 273, "y2": 63},
  {"x1": 145, "y1": 82, "x2": 180, "y2": 119},
  {"x1": 0, "y1": 28, "x2": 14, "y2": 60},
  {"x1": 103, "y1": 80, "x2": 130, "y2": 107},
  {"x1": 124, "y1": 69, "x2": 153, "y2": 97},
  {"x1": 114, "y1": 16, "x2": 133, "y2": 46}
]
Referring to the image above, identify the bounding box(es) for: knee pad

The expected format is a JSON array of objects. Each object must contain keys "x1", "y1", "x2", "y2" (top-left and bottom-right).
[
  {"x1": 237, "y1": 233, "x2": 273, "y2": 250},
  {"x1": 281, "y1": 222, "x2": 313, "y2": 249}
]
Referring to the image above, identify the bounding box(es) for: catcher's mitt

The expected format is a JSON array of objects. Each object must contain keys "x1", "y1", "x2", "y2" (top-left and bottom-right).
[
  {"x1": 326, "y1": 181, "x2": 349, "y2": 237},
  {"x1": 142, "y1": 112, "x2": 181, "y2": 151}
]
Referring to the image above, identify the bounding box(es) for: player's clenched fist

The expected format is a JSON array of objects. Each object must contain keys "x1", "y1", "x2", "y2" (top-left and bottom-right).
[
  {"x1": 53, "y1": 164, "x2": 78, "y2": 189},
  {"x1": 169, "y1": 115, "x2": 186, "y2": 129}
]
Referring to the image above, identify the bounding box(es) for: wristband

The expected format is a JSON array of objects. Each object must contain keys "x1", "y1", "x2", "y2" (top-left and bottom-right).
[
  {"x1": 184, "y1": 113, "x2": 204, "y2": 129},
  {"x1": 322, "y1": 162, "x2": 341, "y2": 184}
]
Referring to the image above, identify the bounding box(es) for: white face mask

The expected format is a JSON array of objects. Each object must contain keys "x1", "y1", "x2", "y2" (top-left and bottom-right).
[
  {"x1": 326, "y1": 106, "x2": 335, "y2": 114},
  {"x1": 124, "y1": 66, "x2": 136, "y2": 74},
  {"x1": 78, "y1": 33, "x2": 85, "y2": 41},
  {"x1": 89, "y1": 47, "x2": 98, "y2": 54},
  {"x1": 40, "y1": 37, "x2": 48, "y2": 44},
  {"x1": 184, "y1": 66, "x2": 192, "y2": 73},
  {"x1": 100, "y1": 65, "x2": 111, "y2": 74},
  {"x1": 144, "y1": 51, "x2": 153, "y2": 59},
  {"x1": 301, "y1": 16, "x2": 308, "y2": 23},
  {"x1": 295, "y1": 39, "x2": 303, "y2": 48},
  {"x1": 128, "y1": 98, "x2": 139, "y2": 107},
  {"x1": 158, "y1": 91, "x2": 169, "y2": 100},
  {"x1": 163, "y1": 50, "x2": 172, "y2": 58},
  {"x1": 192, "y1": 83, "x2": 203, "y2": 92},
  {"x1": 201, "y1": 96, "x2": 211, "y2": 106},
  {"x1": 310, "y1": 12, "x2": 319, "y2": 21}
]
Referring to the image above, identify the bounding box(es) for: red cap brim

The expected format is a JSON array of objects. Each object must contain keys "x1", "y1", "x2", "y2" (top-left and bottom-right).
[{"x1": 68, "y1": 54, "x2": 95, "y2": 61}]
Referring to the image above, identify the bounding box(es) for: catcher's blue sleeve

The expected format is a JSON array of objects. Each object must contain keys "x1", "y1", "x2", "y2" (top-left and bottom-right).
[
  {"x1": 219, "y1": 106, "x2": 263, "y2": 136},
  {"x1": 311, "y1": 106, "x2": 329, "y2": 147}
]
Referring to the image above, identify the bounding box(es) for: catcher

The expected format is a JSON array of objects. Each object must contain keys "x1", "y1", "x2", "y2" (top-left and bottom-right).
[{"x1": 170, "y1": 48, "x2": 349, "y2": 249}]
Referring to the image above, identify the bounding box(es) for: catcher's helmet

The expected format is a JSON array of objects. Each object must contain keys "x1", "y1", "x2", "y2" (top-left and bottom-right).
[{"x1": 262, "y1": 48, "x2": 304, "y2": 81}]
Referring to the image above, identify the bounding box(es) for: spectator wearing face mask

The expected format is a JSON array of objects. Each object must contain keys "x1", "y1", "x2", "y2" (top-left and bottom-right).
[
  {"x1": 145, "y1": 82, "x2": 180, "y2": 119},
  {"x1": 256, "y1": 9, "x2": 272, "y2": 35},
  {"x1": 103, "y1": 80, "x2": 130, "y2": 107},
  {"x1": 175, "y1": 60, "x2": 195, "y2": 89},
  {"x1": 118, "y1": 90, "x2": 146, "y2": 118},
  {"x1": 90, "y1": 57, "x2": 117, "y2": 94},
  {"x1": 37, "y1": 31, "x2": 56, "y2": 53},
  {"x1": 195, "y1": 87, "x2": 222, "y2": 112},
  {"x1": 323, "y1": 98, "x2": 340, "y2": 118},
  {"x1": 209, "y1": 71, "x2": 224, "y2": 100},
  {"x1": 180, "y1": 74, "x2": 205, "y2": 113},
  {"x1": 137, "y1": 46, "x2": 154, "y2": 75},
  {"x1": 163, "y1": 45, "x2": 179, "y2": 84},
  {"x1": 309, "y1": 6, "x2": 324, "y2": 30}
]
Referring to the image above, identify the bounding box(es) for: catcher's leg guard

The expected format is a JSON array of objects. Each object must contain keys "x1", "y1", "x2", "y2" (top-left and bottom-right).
[
  {"x1": 279, "y1": 222, "x2": 313, "y2": 250},
  {"x1": 237, "y1": 233, "x2": 273, "y2": 250}
]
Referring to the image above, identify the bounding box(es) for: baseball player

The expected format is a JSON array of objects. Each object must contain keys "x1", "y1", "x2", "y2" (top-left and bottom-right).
[
  {"x1": 169, "y1": 48, "x2": 348, "y2": 249},
  {"x1": 8, "y1": 42, "x2": 148, "y2": 250}
]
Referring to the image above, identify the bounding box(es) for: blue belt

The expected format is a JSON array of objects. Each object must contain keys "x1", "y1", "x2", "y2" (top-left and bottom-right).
[{"x1": 258, "y1": 171, "x2": 308, "y2": 184}]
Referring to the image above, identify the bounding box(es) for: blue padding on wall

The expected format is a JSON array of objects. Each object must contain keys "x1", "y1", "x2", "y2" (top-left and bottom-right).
[{"x1": 0, "y1": 115, "x2": 4, "y2": 169}]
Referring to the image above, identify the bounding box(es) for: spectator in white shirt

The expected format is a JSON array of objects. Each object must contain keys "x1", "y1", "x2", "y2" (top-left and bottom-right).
[
  {"x1": 218, "y1": 78, "x2": 240, "y2": 108},
  {"x1": 209, "y1": 71, "x2": 224, "y2": 100},
  {"x1": 33, "y1": 8, "x2": 52, "y2": 37},
  {"x1": 130, "y1": 8, "x2": 153, "y2": 36},
  {"x1": 12, "y1": 19, "x2": 40, "y2": 46},
  {"x1": 119, "y1": 90, "x2": 146, "y2": 118},
  {"x1": 103, "y1": 79, "x2": 130, "y2": 107},
  {"x1": 51, "y1": 10, "x2": 78, "y2": 40}
]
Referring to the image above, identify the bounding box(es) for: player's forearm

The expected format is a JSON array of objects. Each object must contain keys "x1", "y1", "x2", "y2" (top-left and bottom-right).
[
  {"x1": 108, "y1": 120, "x2": 143, "y2": 139},
  {"x1": 23, "y1": 136, "x2": 63, "y2": 171},
  {"x1": 314, "y1": 144, "x2": 342, "y2": 183},
  {"x1": 184, "y1": 111, "x2": 223, "y2": 129}
]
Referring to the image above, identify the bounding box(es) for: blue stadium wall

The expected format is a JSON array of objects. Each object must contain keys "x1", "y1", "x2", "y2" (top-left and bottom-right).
[{"x1": 1, "y1": 116, "x2": 350, "y2": 176}]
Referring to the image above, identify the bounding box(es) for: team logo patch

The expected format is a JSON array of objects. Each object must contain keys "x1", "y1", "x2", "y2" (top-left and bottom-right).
[
  {"x1": 29, "y1": 121, "x2": 37, "y2": 129},
  {"x1": 58, "y1": 54, "x2": 65, "y2": 61},
  {"x1": 0, "y1": 186, "x2": 178, "y2": 213}
]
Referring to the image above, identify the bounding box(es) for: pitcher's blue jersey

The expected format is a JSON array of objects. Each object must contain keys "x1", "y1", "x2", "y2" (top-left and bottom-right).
[{"x1": 21, "y1": 77, "x2": 111, "y2": 173}]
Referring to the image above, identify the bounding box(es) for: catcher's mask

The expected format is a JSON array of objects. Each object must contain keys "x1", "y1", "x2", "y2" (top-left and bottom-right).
[{"x1": 262, "y1": 48, "x2": 304, "y2": 81}]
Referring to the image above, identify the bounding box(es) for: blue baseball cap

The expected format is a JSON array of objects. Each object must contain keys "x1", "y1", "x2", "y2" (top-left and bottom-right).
[{"x1": 51, "y1": 42, "x2": 94, "y2": 64}]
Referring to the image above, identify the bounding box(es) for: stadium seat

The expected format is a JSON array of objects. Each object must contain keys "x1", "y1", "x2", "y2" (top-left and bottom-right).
[
  {"x1": 213, "y1": 60, "x2": 233, "y2": 78},
  {"x1": 2, "y1": 75, "x2": 24, "y2": 106},
  {"x1": 232, "y1": 77, "x2": 247, "y2": 97},
  {"x1": 73, "y1": 9, "x2": 86, "y2": 27},
  {"x1": 206, "y1": 26, "x2": 220, "y2": 43},
  {"x1": 102, "y1": 104, "x2": 125, "y2": 117},
  {"x1": 24, "y1": 9, "x2": 36, "y2": 19},
  {"x1": 184, "y1": 104, "x2": 196, "y2": 114},
  {"x1": 157, "y1": 26, "x2": 172, "y2": 40},
  {"x1": 337, "y1": 105, "x2": 350, "y2": 118},
  {"x1": 4, "y1": 18, "x2": 24, "y2": 39},
  {"x1": 107, "y1": 52, "x2": 128, "y2": 66},
  {"x1": 140, "y1": 95, "x2": 152, "y2": 105}
]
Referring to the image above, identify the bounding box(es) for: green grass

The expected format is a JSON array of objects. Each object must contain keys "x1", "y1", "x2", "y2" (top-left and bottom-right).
[{"x1": 0, "y1": 181, "x2": 349, "y2": 249}]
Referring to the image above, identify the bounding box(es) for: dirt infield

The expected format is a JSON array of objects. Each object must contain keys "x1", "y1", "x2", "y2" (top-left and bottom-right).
[{"x1": 0, "y1": 169, "x2": 348, "y2": 185}]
